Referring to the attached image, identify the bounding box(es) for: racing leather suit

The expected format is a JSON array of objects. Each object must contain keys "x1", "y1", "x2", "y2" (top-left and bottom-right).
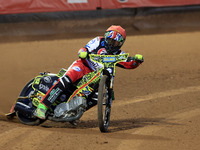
[{"x1": 40, "y1": 36, "x2": 141, "y2": 108}]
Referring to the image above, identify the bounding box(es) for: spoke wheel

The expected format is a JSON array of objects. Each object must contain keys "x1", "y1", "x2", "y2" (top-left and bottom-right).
[
  {"x1": 98, "y1": 75, "x2": 111, "y2": 132},
  {"x1": 16, "y1": 79, "x2": 43, "y2": 125}
]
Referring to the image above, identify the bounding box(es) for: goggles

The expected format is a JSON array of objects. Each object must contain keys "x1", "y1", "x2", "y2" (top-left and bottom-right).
[{"x1": 107, "y1": 38, "x2": 123, "y2": 47}]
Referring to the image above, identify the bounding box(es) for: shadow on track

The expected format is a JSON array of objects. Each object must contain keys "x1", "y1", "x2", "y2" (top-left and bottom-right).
[{"x1": 39, "y1": 117, "x2": 181, "y2": 133}]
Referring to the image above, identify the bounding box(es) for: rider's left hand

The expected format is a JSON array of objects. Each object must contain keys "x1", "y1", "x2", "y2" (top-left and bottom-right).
[{"x1": 134, "y1": 54, "x2": 144, "y2": 64}]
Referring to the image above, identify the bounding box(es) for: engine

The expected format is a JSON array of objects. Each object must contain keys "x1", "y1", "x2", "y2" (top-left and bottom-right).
[{"x1": 53, "y1": 96, "x2": 87, "y2": 118}]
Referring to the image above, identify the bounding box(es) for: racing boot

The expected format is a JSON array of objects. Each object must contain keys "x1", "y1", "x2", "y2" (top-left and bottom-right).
[
  {"x1": 34, "y1": 103, "x2": 48, "y2": 119},
  {"x1": 34, "y1": 75, "x2": 72, "y2": 120}
]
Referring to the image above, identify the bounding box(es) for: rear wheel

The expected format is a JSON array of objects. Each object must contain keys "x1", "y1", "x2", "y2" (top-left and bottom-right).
[
  {"x1": 98, "y1": 75, "x2": 111, "y2": 132},
  {"x1": 15, "y1": 79, "x2": 43, "y2": 125}
]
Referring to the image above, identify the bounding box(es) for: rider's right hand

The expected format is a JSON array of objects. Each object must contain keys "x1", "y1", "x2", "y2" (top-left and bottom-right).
[{"x1": 78, "y1": 48, "x2": 88, "y2": 59}]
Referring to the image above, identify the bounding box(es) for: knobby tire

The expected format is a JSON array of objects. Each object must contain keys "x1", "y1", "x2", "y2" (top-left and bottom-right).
[{"x1": 98, "y1": 75, "x2": 111, "y2": 132}]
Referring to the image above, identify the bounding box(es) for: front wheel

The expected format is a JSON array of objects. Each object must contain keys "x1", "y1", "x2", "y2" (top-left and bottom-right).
[{"x1": 97, "y1": 75, "x2": 111, "y2": 132}]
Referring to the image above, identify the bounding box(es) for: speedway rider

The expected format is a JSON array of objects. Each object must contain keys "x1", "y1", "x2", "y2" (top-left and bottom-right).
[{"x1": 34, "y1": 25, "x2": 144, "y2": 119}]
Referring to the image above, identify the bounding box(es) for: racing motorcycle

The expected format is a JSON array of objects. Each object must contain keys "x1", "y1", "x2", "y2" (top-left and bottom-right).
[{"x1": 6, "y1": 54, "x2": 129, "y2": 132}]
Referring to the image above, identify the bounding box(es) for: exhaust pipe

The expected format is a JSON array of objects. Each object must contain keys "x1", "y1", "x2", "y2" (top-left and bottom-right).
[{"x1": 14, "y1": 102, "x2": 34, "y2": 118}]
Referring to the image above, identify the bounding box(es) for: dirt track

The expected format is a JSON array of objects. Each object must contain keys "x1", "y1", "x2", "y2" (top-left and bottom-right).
[{"x1": 0, "y1": 11, "x2": 200, "y2": 150}]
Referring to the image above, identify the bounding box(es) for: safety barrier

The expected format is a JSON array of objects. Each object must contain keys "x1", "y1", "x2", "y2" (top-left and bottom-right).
[
  {"x1": 0, "y1": 0, "x2": 200, "y2": 15},
  {"x1": 101, "y1": 0, "x2": 200, "y2": 9}
]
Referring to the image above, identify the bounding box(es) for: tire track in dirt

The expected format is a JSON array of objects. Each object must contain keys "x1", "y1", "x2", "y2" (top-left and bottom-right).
[
  {"x1": 116, "y1": 96, "x2": 200, "y2": 150},
  {"x1": 116, "y1": 108, "x2": 200, "y2": 150},
  {"x1": 168, "y1": 108, "x2": 200, "y2": 122},
  {"x1": 115, "y1": 85, "x2": 200, "y2": 106},
  {"x1": 79, "y1": 85, "x2": 200, "y2": 121}
]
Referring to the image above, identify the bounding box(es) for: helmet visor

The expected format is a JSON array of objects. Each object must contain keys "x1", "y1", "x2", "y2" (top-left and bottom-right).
[{"x1": 107, "y1": 38, "x2": 123, "y2": 47}]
